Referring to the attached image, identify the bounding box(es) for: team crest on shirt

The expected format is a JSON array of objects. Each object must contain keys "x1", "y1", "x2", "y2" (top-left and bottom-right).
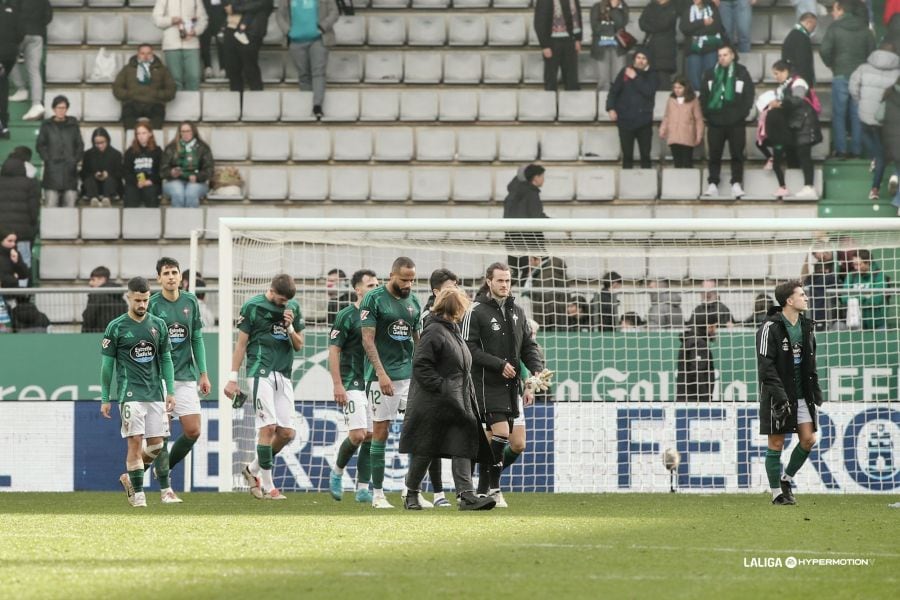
[
  {"x1": 130, "y1": 340, "x2": 157, "y2": 363},
  {"x1": 183, "y1": 307, "x2": 191, "y2": 316},
  {"x1": 490, "y1": 318, "x2": 501, "y2": 332},
  {"x1": 389, "y1": 320, "x2": 412, "y2": 341}
]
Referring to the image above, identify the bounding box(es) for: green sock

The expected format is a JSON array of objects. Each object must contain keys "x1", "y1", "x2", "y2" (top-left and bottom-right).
[
  {"x1": 128, "y1": 468, "x2": 144, "y2": 493},
  {"x1": 336, "y1": 437, "x2": 359, "y2": 470},
  {"x1": 502, "y1": 446, "x2": 521, "y2": 471},
  {"x1": 257, "y1": 445, "x2": 273, "y2": 470},
  {"x1": 785, "y1": 445, "x2": 810, "y2": 478},
  {"x1": 765, "y1": 449, "x2": 782, "y2": 489},
  {"x1": 168, "y1": 435, "x2": 197, "y2": 470},
  {"x1": 357, "y1": 441, "x2": 372, "y2": 485},
  {"x1": 370, "y1": 440, "x2": 386, "y2": 489},
  {"x1": 153, "y1": 443, "x2": 171, "y2": 489}
]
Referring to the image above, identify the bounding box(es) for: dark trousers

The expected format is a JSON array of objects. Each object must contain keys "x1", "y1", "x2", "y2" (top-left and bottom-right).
[
  {"x1": 124, "y1": 183, "x2": 160, "y2": 207},
  {"x1": 670, "y1": 144, "x2": 694, "y2": 168},
  {"x1": 222, "y1": 28, "x2": 263, "y2": 92},
  {"x1": 707, "y1": 123, "x2": 746, "y2": 184},
  {"x1": 122, "y1": 101, "x2": 166, "y2": 130},
  {"x1": 406, "y1": 454, "x2": 474, "y2": 495},
  {"x1": 335, "y1": 0, "x2": 355, "y2": 15},
  {"x1": 82, "y1": 176, "x2": 119, "y2": 199},
  {"x1": 200, "y1": 4, "x2": 227, "y2": 70},
  {"x1": 0, "y1": 59, "x2": 14, "y2": 127},
  {"x1": 619, "y1": 124, "x2": 652, "y2": 169},
  {"x1": 773, "y1": 144, "x2": 814, "y2": 188},
  {"x1": 542, "y1": 38, "x2": 579, "y2": 92}
]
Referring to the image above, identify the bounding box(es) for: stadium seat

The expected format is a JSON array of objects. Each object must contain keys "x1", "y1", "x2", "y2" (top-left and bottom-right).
[
  {"x1": 204, "y1": 206, "x2": 247, "y2": 240},
  {"x1": 210, "y1": 128, "x2": 248, "y2": 161},
  {"x1": 653, "y1": 91, "x2": 670, "y2": 121},
  {"x1": 334, "y1": 15, "x2": 366, "y2": 45},
  {"x1": 200, "y1": 245, "x2": 220, "y2": 279},
  {"x1": 742, "y1": 52, "x2": 764, "y2": 83},
  {"x1": 483, "y1": 53, "x2": 522, "y2": 85},
  {"x1": 492, "y1": 167, "x2": 518, "y2": 200},
  {"x1": 48, "y1": 13, "x2": 83, "y2": 45},
  {"x1": 163, "y1": 208, "x2": 204, "y2": 240},
  {"x1": 258, "y1": 51, "x2": 285, "y2": 83},
  {"x1": 400, "y1": 91, "x2": 439, "y2": 121},
  {"x1": 438, "y1": 90, "x2": 478, "y2": 121},
  {"x1": 86, "y1": 14, "x2": 124, "y2": 45},
  {"x1": 648, "y1": 254, "x2": 689, "y2": 280},
  {"x1": 522, "y1": 53, "x2": 545, "y2": 84},
  {"x1": 370, "y1": 169, "x2": 412, "y2": 201},
  {"x1": 262, "y1": 11, "x2": 284, "y2": 45},
  {"x1": 411, "y1": 0, "x2": 450, "y2": 7},
  {"x1": 46, "y1": 52, "x2": 84, "y2": 84},
  {"x1": 289, "y1": 168, "x2": 330, "y2": 201},
  {"x1": 371, "y1": 0, "x2": 409, "y2": 6},
  {"x1": 121, "y1": 245, "x2": 167, "y2": 278},
  {"x1": 577, "y1": 53, "x2": 599, "y2": 86},
  {"x1": 251, "y1": 130, "x2": 291, "y2": 161},
  {"x1": 248, "y1": 168, "x2": 289, "y2": 200},
  {"x1": 126, "y1": 13, "x2": 163, "y2": 45},
  {"x1": 291, "y1": 129, "x2": 331, "y2": 161},
  {"x1": 82, "y1": 90, "x2": 121, "y2": 122},
  {"x1": 404, "y1": 53, "x2": 443, "y2": 84},
  {"x1": 360, "y1": 91, "x2": 400, "y2": 121},
  {"x1": 597, "y1": 92, "x2": 612, "y2": 121},
  {"x1": 541, "y1": 168, "x2": 575, "y2": 201},
  {"x1": 416, "y1": 128, "x2": 456, "y2": 161},
  {"x1": 488, "y1": 14, "x2": 527, "y2": 45},
  {"x1": 558, "y1": 91, "x2": 597, "y2": 122},
  {"x1": 412, "y1": 169, "x2": 452, "y2": 201},
  {"x1": 494, "y1": 0, "x2": 532, "y2": 5},
  {"x1": 81, "y1": 245, "x2": 122, "y2": 281},
  {"x1": 540, "y1": 129, "x2": 580, "y2": 161},
  {"x1": 575, "y1": 168, "x2": 616, "y2": 201},
  {"x1": 334, "y1": 129, "x2": 373, "y2": 161},
  {"x1": 730, "y1": 253, "x2": 771, "y2": 280},
  {"x1": 689, "y1": 255, "x2": 730, "y2": 280},
  {"x1": 751, "y1": 13, "x2": 770, "y2": 45},
  {"x1": 44, "y1": 90, "x2": 82, "y2": 119},
  {"x1": 281, "y1": 91, "x2": 317, "y2": 122},
  {"x1": 769, "y1": 12, "x2": 793, "y2": 44},
  {"x1": 448, "y1": 15, "x2": 487, "y2": 46},
  {"x1": 41, "y1": 208, "x2": 80, "y2": 240},
  {"x1": 321, "y1": 90, "x2": 361, "y2": 121},
  {"x1": 581, "y1": 129, "x2": 620, "y2": 161},
  {"x1": 518, "y1": 91, "x2": 556, "y2": 121},
  {"x1": 202, "y1": 91, "x2": 241, "y2": 121},
  {"x1": 326, "y1": 52, "x2": 364, "y2": 83},
  {"x1": 330, "y1": 167, "x2": 370, "y2": 200},
  {"x1": 661, "y1": 169, "x2": 702, "y2": 200},
  {"x1": 50, "y1": 0, "x2": 84, "y2": 5},
  {"x1": 452, "y1": 168, "x2": 493, "y2": 201},
  {"x1": 478, "y1": 90, "x2": 518, "y2": 121},
  {"x1": 740, "y1": 169, "x2": 779, "y2": 200},
  {"x1": 499, "y1": 129, "x2": 538, "y2": 161},
  {"x1": 122, "y1": 208, "x2": 162, "y2": 239},
  {"x1": 165, "y1": 91, "x2": 202, "y2": 122},
  {"x1": 457, "y1": 129, "x2": 497, "y2": 161},
  {"x1": 443, "y1": 53, "x2": 483, "y2": 84},
  {"x1": 811, "y1": 128, "x2": 830, "y2": 160},
  {"x1": 80, "y1": 207, "x2": 121, "y2": 240},
  {"x1": 126, "y1": 0, "x2": 156, "y2": 6},
  {"x1": 364, "y1": 53, "x2": 403, "y2": 83},
  {"x1": 241, "y1": 91, "x2": 281, "y2": 121},
  {"x1": 373, "y1": 127, "x2": 415, "y2": 161},
  {"x1": 454, "y1": 0, "x2": 491, "y2": 6},
  {"x1": 618, "y1": 169, "x2": 658, "y2": 200},
  {"x1": 368, "y1": 15, "x2": 406, "y2": 45},
  {"x1": 407, "y1": 15, "x2": 447, "y2": 45}
]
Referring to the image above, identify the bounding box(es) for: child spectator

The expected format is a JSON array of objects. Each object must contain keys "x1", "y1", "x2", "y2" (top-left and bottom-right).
[{"x1": 660, "y1": 76, "x2": 705, "y2": 168}]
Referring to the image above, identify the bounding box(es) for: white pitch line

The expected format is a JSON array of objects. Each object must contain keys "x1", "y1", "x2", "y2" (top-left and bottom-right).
[{"x1": 516, "y1": 543, "x2": 900, "y2": 559}]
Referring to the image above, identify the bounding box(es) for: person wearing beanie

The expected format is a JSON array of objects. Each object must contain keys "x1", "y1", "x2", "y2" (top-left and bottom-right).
[{"x1": 606, "y1": 47, "x2": 659, "y2": 169}]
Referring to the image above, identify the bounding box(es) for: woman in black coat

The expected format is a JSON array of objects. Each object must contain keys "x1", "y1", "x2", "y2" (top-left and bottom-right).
[
  {"x1": 639, "y1": 0, "x2": 678, "y2": 90},
  {"x1": 36, "y1": 95, "x2": 84, "y2": 207},
  {"x1": 81, "y1": 127, "x2": 123, "y2": 206},
  {"x1": 399, "y1": 288, "x2": 496, "y2": 511},
  {"x1": 0, "y1": 229, "x2": 30, "y2": 289}
]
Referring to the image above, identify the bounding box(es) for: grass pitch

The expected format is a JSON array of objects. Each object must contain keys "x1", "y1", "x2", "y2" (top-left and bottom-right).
[{"x1": 0, "y1": 493, "x2": 897, "y2": 599}]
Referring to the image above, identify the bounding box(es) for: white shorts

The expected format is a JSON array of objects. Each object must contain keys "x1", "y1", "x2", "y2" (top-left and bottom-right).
[
  {"x1": 513, "y1": 395, "x2": 526, "y2": 428},
  {"x1": 254, "y1": 372, "x2": 295, "y2": 430},
  {"x1": 172, "y1": 381, "x2": 202, "y2": 418},
  {"x1": 368, "y1": 378, "x2": 411, "y2": 422},
  {"x1": 120, "y1": 401, "x2": 170, "y2": 439},
  {"x1": 797, "y1": 399, "x2": 813, "y2": 425},
  {"x1": 343, "y1": 389, "x2": 372, "y2": 432}
]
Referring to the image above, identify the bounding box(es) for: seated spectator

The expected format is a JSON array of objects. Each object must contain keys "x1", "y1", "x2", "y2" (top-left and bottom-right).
[
  {"x1": 326, "y1": 267, "x2": 352, "y2": 324},
  {"x1": 82, "y1": 266, "x2": 127, "y2": 333},
  {"x1": 200, "y1": 0, "x2": 227, "y2": 80},
  {"x1": 639, "y1": 0, "x2": 677, "y2": 90},
  {"x1": 876, "y1": 75, "x2": 900, "y2": 214},
  {"x1": 689, "y1": 279, "x2": 734, "y2": 327},
  {"x1": 153, "y1": 0, "x2": 208, "y2": 91},
  {"x1": 681, "y1": 0, "x2": 725, "y2": 92},
  {"x1": 36, "y1": 95, "x2": 84, "y2": 208},
  {"x1": 646, "y1": 279, "x2": 684, "y2": 329},
  {"x1": 743, "y1": 293, "x2": 775, "y2": 326},
  {"x1": 595, "y1": 270, "x2": 622, "y2": 331},
  {"x1": 222, "y1": 0, "x2": 274, "y2": 92},
  {"x1": 10, "y1": 295, "x2": 50, "y2": 333},
  {"x1": 524, "y1": 254, "x2": 568, "y2": 330},
  {"x1": 113, "y1": 44, "x2": 177, "y2": 129},
  {"x1": 801, "y1": 250, "x2": 839, "y2": 330},
  {"x1": 590, "y1": 0, "x2": 630, "y2": 92},
  {"x1": 620, "y1": 311, "x2": 645, "y2": 330},
  {"x1": 0, "y1": 230, "x2": 30, "y2": 289},
  {"x1": 81, "y1": 127, "x2": 123, "y2": 208},
  {"x1": 8, "y1": 146, "x2": 37, "y2": 178},
  {"x1": 0, "y1": 0, "x2": 24, "y2": 139},
  {"x1": 565, "y1": 293, "x2": 592, "y2": 330},
  {"x1": 841, "y1": 249, "x2": 886, "y2": 329},
  {"x1": 123, "y1": 120, "x2": 163, "y2": 208},
  {"x1": 534, "y1": 0, "x2": 583, "y2": 91},
  {"x1": 782, "y1": 12, "x2": 817, "y2": 87},
  {"x1": 9, "y1": 0, "x2": 51, "y2": 122},
  {"x1": 606, "y1": 48, "x2": 658, "y2": 169},
  {"x1": 0, "y1": 157, "x2": 40, "y2": 275},
  {"x1": 675, "y1": 310, "x2": 720, "y2": 402},
  {"x1": 659, "y1": 76, "x2": 704, "y2": 168},
  {"x1": 161, "y1": 121, "x2": 214, "y2": 208},
  {"x1": 277, "y1": 0, "x2": 339, "y2": 120}
]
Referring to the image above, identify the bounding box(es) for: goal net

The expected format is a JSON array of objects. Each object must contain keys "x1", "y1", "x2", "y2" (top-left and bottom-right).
[{"x1": 217, "y1": 218, "x2": 900, "y2": 495}]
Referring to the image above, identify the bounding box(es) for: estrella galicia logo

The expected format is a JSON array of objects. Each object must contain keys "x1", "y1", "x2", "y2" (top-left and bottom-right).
[
  {"x1": 168, "y1": 322, "x2": 188, "y2": 344},
  {"x1": 130, "y1": 340, "x2": 157, "y2": 363},
  {"x1": 271, "y1": 323, "x2": 289, "y2": 341},
  {"x1": 389, "y1": 320, "x2": 411, "y2": 341}
]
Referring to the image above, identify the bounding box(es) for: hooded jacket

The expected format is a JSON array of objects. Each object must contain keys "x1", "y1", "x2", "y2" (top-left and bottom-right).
[
  {"x1": 0, "y1": 245, "x2": 30, "y2": 288},
  {"x1": 879, "y1": 83, "x2": 900, "y2": 162},
  {"x1": 781, "y1": 24, "x2": 816, "y2": 87},
  {"x1": 82, "y1": 282, "x2": 127, "y2": 333},
  {"x1": 699, "y1": 61, "x2": 755, "y2": 127},
  {"x1": 113, "y1": 54, "x2": 177, "y2": 106},
  {"x1": 819, "y1": 14, "x2": 876, "y2": 78},
  {"x1": 36, "y1": 115, "x2": 84, "y2": 191},
  {"x1": 639, "y1": 0, "x2": 677, "y2": 73},
  {"x1": 606, "y1": 60, "x2": 659, "y2": 130},
  {"x1": 849, "y1": 49, "x2": 900, "y2": 126},
  {"x1": 503, "y1": 166, "x2": 548, "y2": 255},
  {"x1": 153, "y1": 0, "x2": 209, "y2": 51},
  {"x1": 0, "y1": 158, "x2": 40, "y2": 242},
  {"x1": 81, "y1": 127, "x2": 124, "y2": 194}
]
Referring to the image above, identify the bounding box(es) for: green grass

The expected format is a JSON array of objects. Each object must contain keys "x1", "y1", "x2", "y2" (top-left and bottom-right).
[{"x1": 1, "y1": 493, "x2": 897, "y2": 599}]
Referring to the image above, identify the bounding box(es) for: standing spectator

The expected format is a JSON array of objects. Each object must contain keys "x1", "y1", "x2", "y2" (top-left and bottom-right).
[
  {"x1": 781, "y1": 12, "x2": 818, "y2": 88},
  {"x1": 534, "y1": 0, "x2": 584, "y2": 91},
  {"x1": 525, "y1": 255, "x2": 568, "y2": 330},
  {"x1": 646, "y1": 279, "x2": 684, "y2": 328},
  {"x1": 820, "y1": 0, "x2": 876, "y2": 158},
  {"x1": 595, "y1": 270, "x2": 622, "y2": 331},
  {"x1": 153, "y1": 0, "x2": 208, "y2": 91},
  {"x1": 503, "y1": 164, "x2": 548, "y2": 285},
  {"x1": 850, "y1": 43, "x2": 900, "y2": 200},
  {"x1": 675, "y1": 310, "x2": 719, "y2": 402},
  {"x1": 222, "y1": 0, "x2": 274, "y2": 92},
  {"x1": 681, "y1": 0, "x2": 725, "y2": 92},
  {"x1": 277, "y1": 0, "x2": 339, "y2": 121},
  {"x1": 700, "y1": 45, "x2": 755, "y2": 199},
  {"x1": 81, "y1": 127, "x2": 123, "y2": 207},
  {"x1": 9, "y1": 0, "x2": 51, "y2": 122},
  {"x1": 876, "y1": 76, "x2": 900, "y2": 214},
  {"x1": 743, "y1": 293, "x2": 775, "y2": 326},
  {"x1": 607, "y1": 48, "x2": 658, "y2": 169},
  {"x1": 689, "y1": 279, "x2": 735, "y2": 327},
  {"x1": 123, "y1": 120, "x2": 163, "y2": 208},
  {"x1": 161, "y1": 121, "x2": 214, "y2": 208},
  {"x1": 200, "y1": 0, "x2": 227, "y2": 80},
  {"x1": 801, "y1": 250, "x2": 839, "y2": 330},
  {"x1": 660, "y1": 76, "x2": 705, "y2": 167},
  {"x1": 36, "y1": 95, "x2": 84, "y2": 208},
  {"x1": 590, "y1": 0, "x2": 629, "y2": 91},
  {"x1": 325, "y1": 267, "x2": 352, "y2": 325},
  {"x1": 82, "y1": 266, "x2": 127, "y2": 333},
  {"x1": 113, "y1": 44, "x2": 177, "y2": 129},
  {"x1": 841, "y1": 250, "x2": 886, "y2": 329},
  {"x1": 718, "y1": 0, "x2": 752, "y2": 54},
  {"x1": 0, "y1": 230, "x2": 30, "y2": 289},
  {"x1": 0, "y1": 157, "x2": 40, "y2": 274},
  {"x1": 0, "y1": 0, "x2": 24, "y2": 139},
  {"x1": 639, "y1": 0, "x2": 678, "y2": 90},
  {"x1": 792, "y1": 0, "x2": 818, "y2": 20}
]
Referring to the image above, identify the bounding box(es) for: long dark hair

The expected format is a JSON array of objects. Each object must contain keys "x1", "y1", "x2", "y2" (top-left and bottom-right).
[
  {"x1": 129, "y1": 120, "x2": 157, "y2": 153},
  {"x1": 671, "y1": 75, "x2": 696, "y2": 102}
]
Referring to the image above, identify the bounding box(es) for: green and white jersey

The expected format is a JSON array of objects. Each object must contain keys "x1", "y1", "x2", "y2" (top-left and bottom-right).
[
  {"x1": 101, "y1": 313, "x2": 172, "y2": 403},
  {"x1": 148, "y1": 290, "x2": 202, "y2": 382},
  {"x1": 359, "y1": 286, "x2": 420, "y2": 381},
  {"x1": 330, "y1": 304, "x2": 365, "y2": 391},
  {"x1": 782, "y1": 314, "x2": 804, "y2": 400},
  {"x1": 237, "y1": 294, "x2": 305, "y2": 378}
]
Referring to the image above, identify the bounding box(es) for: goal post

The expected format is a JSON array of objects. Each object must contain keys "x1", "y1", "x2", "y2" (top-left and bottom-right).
[{"x1": 217, "y1": 217, "x2": 900, "y2": 494}]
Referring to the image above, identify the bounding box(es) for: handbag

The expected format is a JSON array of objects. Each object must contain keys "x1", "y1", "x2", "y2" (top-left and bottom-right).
[{"x1": 615, "y1": 29, "x2": 636, "y2": 51}]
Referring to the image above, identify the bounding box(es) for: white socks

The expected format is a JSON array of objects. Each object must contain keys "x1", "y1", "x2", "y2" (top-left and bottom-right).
[
  {"x1": 373, "y1": 488, "x2": 385, "y2": 498},
  {"x1": 249, "y1": 458, "x2": 260, "y2": 476},
  {"x1": 259, "y1": 468, "x2": 274, "y2": 492},
  {"x1": 356, "y1": 482, "x2": 368, "y2": 491}
]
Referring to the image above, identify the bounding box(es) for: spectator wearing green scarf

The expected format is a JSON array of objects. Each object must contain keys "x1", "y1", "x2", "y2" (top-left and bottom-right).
[{"x1": 161, "y1": 121, "x2": 214, "y2": 208}]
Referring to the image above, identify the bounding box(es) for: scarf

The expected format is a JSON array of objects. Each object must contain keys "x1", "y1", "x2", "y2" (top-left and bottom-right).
[
  {"x1": 689, "y1": 4, "x2": 722, "y2": 52},
  {"x1": 551, "y1": 0, "x2": 582, "y2": 37},
  {"x1": 707, "y1": 63, "x2": 735, "y2": 111},
  {"x1": 793, "y1": 23, "x2": 810, "y2": 37},
  {"x1": 137, "y1": 60, "x2": 152, "y2": 85},
  {"x1": 177, "y1": 138, "x2": 200, "y2": 177}
]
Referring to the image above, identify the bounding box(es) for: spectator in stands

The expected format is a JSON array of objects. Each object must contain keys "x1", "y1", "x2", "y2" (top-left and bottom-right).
[
  {"x1": 719, "y1": 0, "x2": 752, "y2": 54},
  {"x1": 8, "y1": 146, "x2": 37, "y2": 179},
  {"x1": 11, "y1": 295, "x2": 49, "y2": 333},
  {"x1": 886, "y1": 13, "x2": 900, "y2": 52},
  {"x1": 0, "y1": 0, "x2": 23, "y2": 139},
  {"x1": 590, "y1": 0, "x2": 630, "y2": 91},
  {"x1": 36, "y1": 95, "x2": 84, "y2": 208},
  {"x1": 0, "y1": 230, "x2": 30, "y2": 289},
  {"x1": 801, "y1": 250, "x2": 839, "y2": 330},
  {"x1": 607, "y1": 48, "x2": 658, "y2": 169},
  {"x1": 524, "y1": 255, "x2": 568, "y2": 330},
  {"x1": 850, "y1": 43, "x2": 900, "y2": 201},
  {"x1": 792, "y1": 0, "x2": 818, "y2": 20},
  {"x1": 840, "y1": 249, "x2": 886, "y2": 329},
  {"x1": 766, "y1": 59, "x2": 821, "y2": 200},
  {"x1": 681, "y1": 0, "x2": 725, "y2": 92},
  {"x1": 782, "y1": 12, "x2": 818, "y2": 87},
  {"x1": 161, "y1": 121, "x2": 214, "y2": 208},
  {"x1": 277, "y1": 0, "x2": 339, "y2": 121},
  {"x1": 646, "y1": 279, "x2": 684, "y2": 329},
  {"x1": 820, "y1": 0, "x2": 876, "y2": 159},
  {"x1": 200, "y1": 0, "x2": 227, "y2": 80},
  {"x1": 639, "y1": 0, "x2": 678, "y2": 90},
  {"x1": 222, "y1": 0, "x2": 274, "y2": 92},
  {"x1": 565, "y1": 293, "x2": 592, "y2": 330},
  {"x1": 675, "y1": 309, "x2": 719, "y2": 402},
  {"x1": 700, "y1": 44, "x2": 755, "y2": 199},
  {"x1": 326, "y1": 268, "x2": 352, "y2": 325},
  {"x1": 595, "y1": 270, "x2": 622, "y2": 331},
  {"x1": 689, "y1": 279, "x2": 735, "y2": 327},
  {"x1": 877, "y1": 76, "x2": 900, "y2": 214},
  {"x1": 0, "y1": 157, "x2": 39, "y2": 274},
  {"x1": 744, "y1": 293, "x2": 775, "y2": 326},
  {"x1": 534, "y1": 0, "x2": 584, "y2": 91},
  {"x1": 113, "y1": 44, "x2": 177, "y2": 130},
  {"x1": 660, "y1": 76, "x2": 705, "y2": 167},
  {"x1": 619, "y1": 311, "x2": 645, "y2": 330},
  {"x1": 123, "y1": 120, "x2": 163, "y2": 208},
  {"x1": 153, "y1": 0, "x2": 208, "y2": 91},
  {"x1": 9, "y1": 0, "x2": 51, "y2": 122},
  {"x1": 81, "y1": 127, "x2": 123, "y2": 208},
  {"x1": 193, "y1": 276, "x2": 217, "y2": 329},
  {"x1": 504, "y1": 164, "x2": 549, "y2": 285},
  {"x1": 82, "y1": 266, "x2": 127, "y2": 333}
]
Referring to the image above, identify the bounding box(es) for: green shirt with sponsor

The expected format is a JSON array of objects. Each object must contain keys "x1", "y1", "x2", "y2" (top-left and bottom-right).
[
  {"x1": 101, "y1": 313, "x2": 172, "y2": 403},
  {"x1": 237, "y1": 294, "x2": 305, "y2": 378},
  {"x1": 359, "y1": 286, "x2": 420, "y2": 381},
  {"x1": 148, "y1": 290, "x2": 202, "y2": 382},
  {"x1": 330, "y1": 304, "x2": 365, "y2": 391},
  {"x1": 782, "y1": 314, "x2": 804, "y2": 400}
]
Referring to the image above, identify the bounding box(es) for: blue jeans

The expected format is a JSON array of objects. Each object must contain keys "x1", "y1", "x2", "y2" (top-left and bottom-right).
[
  {"x1": 686, "y1": 52, "x2": 717, "y2": 94},
  {"x1": 719, "y1": 0, "x2": 752, "y2": 54},
  {"x1": 164, "y1": 180, "x2": 208, "y2": 208},
  {"x1": 831, "y1": 77, "x2": 863, "y2": 156},
  {"x1": 792, "y1": 0, "x2": 818, "y2": 19},
  {"x1": 16, "y1": 240, "x2": 31, "y2": 287},
  {"x1": 861, "y1": 124, "x2": 885, "y2": 189}
]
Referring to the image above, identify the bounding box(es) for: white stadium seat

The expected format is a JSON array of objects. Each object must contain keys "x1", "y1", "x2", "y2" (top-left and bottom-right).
[
  {"x1": 291, "y1": 129, "x2": 332, "y2": 161},
  {"x1": 290, "y1": 168, "x2": 330, "y2": 201},
  {"x1": 210, "y1": 128, "x2": 248, "y2": 161},
  {"x1": 333, "y1": 129, "x2": 373, "y2": 161},
  {"x1": 443, "y1": 53, "x2": 482, "y2": 84},
  {"x1": 373, "y1": 128, "x2": 414, "y2": 161},
  {"x1": 241, "y1": 91, "x2": 281, "y2": 121},
  {"x1": 488, "y1": 14, "x2": 527, "y2": 45},
  {"x1": 483, "y1": 53, "x2": 522, "y2": 85},
  {"x1": 499, "y1": 129, "x2": 538, "y2": 161},
  {"x1": 411, "y1": 169, "x2": 452, "y2": 201},
  {"x1": 478, "y1": 90, "x2": 518, "y2": 121},
  {"x1": 416, "y1": 128, "x2": 456, "y2": 161},
  {"x1": 330, "y1": 167, "x2": 370, "y2": 201},
  {"x1": 518, "y1": 91, "x2": 556, "y2": 121},
  {"x1": 368, "y1": 16, "x2": 406, "y2": 45},
  {"x1": 80, "y1": 207, "x2": 121, "y2": 240},
  {"x1": 364, "y1": 52, "x2": 403, "y2": 83},
  {"x1": 540, "y1": 129, "x2": 580, "y2": 161},
  {"x1": 370, "y1": 169, "x2": 412, "y2": 201},
  {"x1": 438, "y1": 91, "x2": 478, "y2": 121},
  {"x1": 457, "y1": 129, "x2": 497, "y2": 161},
  {"x1": 404, "y1": 53, "x2": 443, "y2": 84},
  {"x1": 453, "y1": 168, "x2": 493, "y2": 201},
  {"x1": 122, "y1": 208, "x2": 162, "y2": 240},
  {"x1": 407, "y1": 15, "x2": 447, "y2": 45},
  {"x1": 400, "y1": 91, "x2": 439, "y2": 121},
  {"x1": 322, "y1": 90, "x2": 361, "y2": 121},
  {"x1": 251, "y1": 130, "x2": 291, "y2": 162},
  {"x1": 448, "y1": 15, "x2": 487, "y2": 46},
  {"x1": 248, "y1": 168, "x2": 289, "y2": 201},
  {"x1": 360, "y1": 91, "x2": 401, "y2": 121}
]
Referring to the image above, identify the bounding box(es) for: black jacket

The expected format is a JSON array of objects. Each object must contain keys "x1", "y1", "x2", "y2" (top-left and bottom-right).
[
  {"x1": 15, "y1": 0, "x2": 52, "y2": 37},
  {"x1": 462, "y1": 293, "x2": 544, "y2": 417},
  {"x1": 0, "y1": 0, "x2": 23, "y2": 62},
  {"x1": 36, "y1": 116, "x2": 84, "y2": 191},
  {"x1": 756, "y1": 307, "x2": 823, "y2": 435},
  {"x1": 123, "y1": 145, "x2": 163, "y2": 187},
  {"x1": 606, "y1": 66, "x2": 659, "y2": 130},
  {"x1": 679, "y1": 1, "x2": 725, "y2": 55},
  {"x1": 595, "y1": 288, "x2": 619, "y2": 331},
  {"x1": 81, "y1": 282, "x2": 127, "y2": 333},
  {"x1": 699, "y1": 62, "x2": 755, "y2": 127},
  {"x1": 780, "y1": 78, "x2": 822, "y2": 147},
  {"x1": 399, "y1": 314, "x2": 487, "y2": 461},
  {"x1": 503, "y1": 169, "x2": 547, "y2": 254},
  {"x1": 528, "y1": 256, "x2": 568, "y2": 330},
  {"x1": 675, "y1": 328, "x2": 715, "y2": 402},
  {"x1": 81, "y1": 128, "x2": 124, "y2": 195},
  {"x1": 11, "y1": 299, "x2": 49, "y2": 332},
  {"x1": 0, "y1": 158, "x2": 40, "y2": 242},
  {"x1": 639, "y1": 1, "x2": 678, "y2": 73},
  {"x1": 534, "y1": 0, "x2": 584, "y2": 48},
  {"x1": 227, "y1": 0, "x2": 273, "y2": 42},
  {"x1": 0, "y1": 246, "x2": 29, "y2": 288},
  {"x1": 781, "y1": 26, "x2": 815, "y2": 87}
]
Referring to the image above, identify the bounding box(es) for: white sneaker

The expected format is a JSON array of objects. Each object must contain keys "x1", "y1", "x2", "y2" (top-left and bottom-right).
[
  {"x1": 703, "y1": 183, "x2": 719, "y2": 197},
  {"x1": 160, "y1": 487, "x2": 183, "y2": 504},
  {"x1": 794, "y1": 185, "x2": 818, "y2": 200},
  {"x1": 262, "y1": 488, "x2": 287, "y2": 501},
  {"x1": 489, "y1": 490, "x2": 508, "y2": 508},
  {"x1": 400, "y1": 487, "x2": 434, "y2": 508},
  {"x1": 433, "y1": 492, "x2": 452, "y2": 508},
  {"x1": 731, "y1": 182, "x2": 745, "y2": 199},
  {"x1": 371, "y1": 495, "x2": 394, "y2": 509},
  {"x1": 89, "y1": 197, "x2": 101, "y2": 207},
  {"x1": 100, "y1": 196, "x2": 112, "y2": 208},
  {"x1": 233, "y1": 30, "x2": 250, "y2": 45},
  {"x1": 131, "y1": 491, "x2": 147, "y2": 508},
  {"x1": 9, "y1": 89, "x2": 28, "y2": 102},
  {"x1": 22, "y1": 103, "x2": 45, "y2": 121},
  {"x1": 888, "y1": 174, "x2": 898, "y2": 196},
  {"x1": 203, "y1": 66, "x2": 214, "y2": 80}
]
